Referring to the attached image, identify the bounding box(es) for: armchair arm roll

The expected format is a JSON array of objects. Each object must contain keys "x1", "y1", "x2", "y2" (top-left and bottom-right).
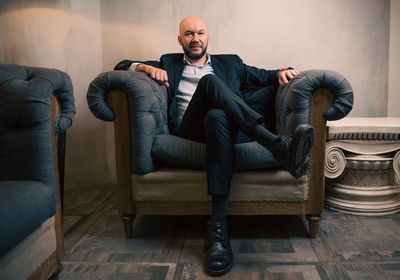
[
  {"x1": 50, "y1": 69, "x2": 75, "y2": 135},
  {"x1": 276, "y1": 69, "x2": 354, "y2": 134},
  {"x1": 86, "y1": 71, "x2": 168, "y2": 174}
]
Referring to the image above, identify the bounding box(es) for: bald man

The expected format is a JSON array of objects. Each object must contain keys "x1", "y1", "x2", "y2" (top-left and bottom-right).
[{"x1": 115, "y1": 16, "x2": 314, "y2": 276}]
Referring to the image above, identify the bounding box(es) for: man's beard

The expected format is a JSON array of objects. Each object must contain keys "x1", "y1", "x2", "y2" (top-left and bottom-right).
[{"x1": 182, "y1": 44, "x2": 208, "y2": 60}]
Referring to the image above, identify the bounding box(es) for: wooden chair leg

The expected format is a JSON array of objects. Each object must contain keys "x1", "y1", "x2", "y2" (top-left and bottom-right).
[
  {"x1": 49, "y1": 262, "x2": 63, "y2": 280},
  {"x1": 306, "y1": 215, "x2": 321, "y2": 238},
  {"x1": 120, "y1": 214, "x2": 136, "y2": 238}
]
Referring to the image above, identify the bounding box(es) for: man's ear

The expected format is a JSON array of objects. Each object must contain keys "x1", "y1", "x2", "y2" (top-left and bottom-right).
[{"x1": 178, "y1": 35, "x2": 182, "y2": 46}]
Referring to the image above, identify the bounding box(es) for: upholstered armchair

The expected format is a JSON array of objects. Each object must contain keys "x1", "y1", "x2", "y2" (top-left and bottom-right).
[
  {"x1": 0, "y1": 64, "x2": 75, "y2": 279},
  {"x1": 87, "y1": 69, "x2": 353, "y2": 238}
]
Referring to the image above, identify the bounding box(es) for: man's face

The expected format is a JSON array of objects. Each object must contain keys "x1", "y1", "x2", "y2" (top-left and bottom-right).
[{"x1": 178, "y1": 17, "x2": 210, "y2": 61}]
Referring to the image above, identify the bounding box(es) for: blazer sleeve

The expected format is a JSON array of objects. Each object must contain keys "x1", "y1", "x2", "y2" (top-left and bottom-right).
[
  {"x1": 241, "y1": 62, "x2": 280, "y2": 87},
  {"x1": 114, "y1": 59, "x2": 161, "y2": 70}
]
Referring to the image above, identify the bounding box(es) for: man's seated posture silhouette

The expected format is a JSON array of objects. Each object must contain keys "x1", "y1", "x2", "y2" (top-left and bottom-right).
[{"x1": 115, "y1": 16, "x2": 315, "y2": 276}]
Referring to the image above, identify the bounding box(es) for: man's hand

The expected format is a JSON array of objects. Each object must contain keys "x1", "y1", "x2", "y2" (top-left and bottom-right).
[
  {"x1": 278, "y1": 69, "x2": 300, "y2": 86},
  {"x1": 136, "y1": 64, "x2": 170, "y2": 88}
]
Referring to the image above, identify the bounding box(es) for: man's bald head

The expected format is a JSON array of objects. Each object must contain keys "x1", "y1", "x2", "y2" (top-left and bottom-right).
[{"x1": 179, "y1": 16, "x2": 208, "y2": 35}]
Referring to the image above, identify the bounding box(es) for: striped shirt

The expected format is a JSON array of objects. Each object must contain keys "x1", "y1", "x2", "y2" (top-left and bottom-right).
[{"x1": 176, "y1": 54, "x2": 214, "y2": 127}]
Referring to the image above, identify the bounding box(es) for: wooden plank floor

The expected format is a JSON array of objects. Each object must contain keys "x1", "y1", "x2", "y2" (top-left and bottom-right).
[{"x1": 59, "y1": 189, "x2": 400, "y2": 280}]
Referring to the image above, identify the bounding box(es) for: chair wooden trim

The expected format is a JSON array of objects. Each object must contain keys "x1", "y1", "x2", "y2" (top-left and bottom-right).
[
  {"x1": 107, "y1": 89, "x2": 332, "y2": 238},
  {"x1": 28, "y1": 96, "x2": 65, "y2": 280}
]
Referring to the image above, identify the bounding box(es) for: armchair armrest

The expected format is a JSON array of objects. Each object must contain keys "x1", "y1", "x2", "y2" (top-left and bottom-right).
[
  {"x1": 45, "y1": 67, "x2": 75, "y2": 135},
  {"x1": 87, "y1": 70, "x2": 168, "y2": 174},
  {"x1": 275, "y1": 69, "x2": 353, "y2": 134},
  {"x1": 0, "y1": 64, "x2": 76, "y2": 185},
  {"x1": 0, "y1": 64, "x2": 76, "y2": 136}
]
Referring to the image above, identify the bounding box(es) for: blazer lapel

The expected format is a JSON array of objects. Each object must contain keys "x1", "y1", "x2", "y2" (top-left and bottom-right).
[
  {"x1": 211, "y1": 55, "x2": 226, "y2": 83},
  {"x1": 168, "y1": 56, "x2": 185, "y2": 130},
  {"x1": 173, "y1": 57, "x2": 185, "y2": 95}
]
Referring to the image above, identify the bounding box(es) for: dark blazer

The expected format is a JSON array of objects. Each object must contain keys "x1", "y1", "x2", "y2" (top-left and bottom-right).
[{"x1": 115, "y1": 53, "x2": 280, "y2": 131}]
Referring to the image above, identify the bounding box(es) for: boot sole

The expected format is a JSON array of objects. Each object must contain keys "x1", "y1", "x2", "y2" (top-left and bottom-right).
[{"x1": 290, "y1": 124, "x2": 315, "y2": 178}]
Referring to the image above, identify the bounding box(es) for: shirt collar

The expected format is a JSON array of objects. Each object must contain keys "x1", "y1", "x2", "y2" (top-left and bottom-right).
[{"x1": 183, "y1": 53, "x2": 212, "y2": 66}]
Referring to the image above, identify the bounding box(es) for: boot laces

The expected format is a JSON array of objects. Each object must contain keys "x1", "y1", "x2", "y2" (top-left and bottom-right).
[{"x1": 209, "y1": 222, "x2": 227, "y2": 246}]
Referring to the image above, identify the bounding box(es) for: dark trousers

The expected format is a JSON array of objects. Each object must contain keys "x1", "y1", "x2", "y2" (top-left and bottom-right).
[{"x1": 176, "y1": 74, "x2": 262, "y2": 196}]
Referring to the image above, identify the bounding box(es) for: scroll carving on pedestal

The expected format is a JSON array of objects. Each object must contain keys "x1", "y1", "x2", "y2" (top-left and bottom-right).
[{"x1": 325, "y1": 145, "x2": 346, "y2": 179}]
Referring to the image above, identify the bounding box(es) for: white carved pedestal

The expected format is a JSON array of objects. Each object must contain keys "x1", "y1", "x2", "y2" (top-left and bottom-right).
[{"x1": 325, "y1": 118, "x2": 400, "y2": 215}]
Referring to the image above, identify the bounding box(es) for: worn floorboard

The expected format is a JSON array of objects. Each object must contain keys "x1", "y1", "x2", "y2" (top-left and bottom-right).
[{"x1": 59, "y1": 189, "x2": 400, "y2": 280}]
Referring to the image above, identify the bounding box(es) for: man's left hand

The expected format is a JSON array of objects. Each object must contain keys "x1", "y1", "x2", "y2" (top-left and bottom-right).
[{"x1": 278, "y1": 69, "x2": 300, "y2": 86}]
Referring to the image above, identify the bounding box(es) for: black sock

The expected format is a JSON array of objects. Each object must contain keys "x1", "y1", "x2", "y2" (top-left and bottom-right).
[
  {"x1": 211, "y1": 194, "x2": 229, "y2": 222},
  {"x1": 250, "y1": 123, "x2": 278, "y2": 151}
]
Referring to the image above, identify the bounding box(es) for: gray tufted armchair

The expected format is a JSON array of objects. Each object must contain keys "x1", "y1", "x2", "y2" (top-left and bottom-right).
[
  {"x1": 87, "y1": 69, "x2": 353, "y2": 238},
  {"x1": 0, "y1": 64, "x2": 75, "y2": 279}
]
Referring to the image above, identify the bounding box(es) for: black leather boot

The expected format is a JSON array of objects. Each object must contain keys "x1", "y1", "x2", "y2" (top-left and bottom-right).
[
  {"x1": 205, "y1": 219, "x2": 233, "y2": 276},
  {"x1": 273, "y1": 124, "x2": 315, "y2": 179}
]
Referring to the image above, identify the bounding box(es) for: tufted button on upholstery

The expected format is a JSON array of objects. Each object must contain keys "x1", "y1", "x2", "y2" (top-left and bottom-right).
[{"x1": 25, "y1": 69, "x2": 32, "y2": 81}]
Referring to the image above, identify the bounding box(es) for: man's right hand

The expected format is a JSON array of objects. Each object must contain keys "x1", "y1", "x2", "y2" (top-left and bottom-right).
[{"x1": 136, "y1": 64, "x2": 170, "y2": 88}]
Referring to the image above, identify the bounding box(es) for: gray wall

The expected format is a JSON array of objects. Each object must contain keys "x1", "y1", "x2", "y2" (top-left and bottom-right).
[
  {"x1": 389, "y1": 0, "x2": 400, "y2": 117},
  {"x1": 0, "y1": 0, "x2": 396, "y2": 189}
]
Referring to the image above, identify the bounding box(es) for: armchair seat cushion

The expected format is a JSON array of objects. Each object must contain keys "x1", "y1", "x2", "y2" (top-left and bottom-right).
[
  {"x1": 0, "y1": 181, "x2": 57, "y2": 256},
  {"x1": 152, "y1": 134, "x2": 280, "y2": 170}
]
